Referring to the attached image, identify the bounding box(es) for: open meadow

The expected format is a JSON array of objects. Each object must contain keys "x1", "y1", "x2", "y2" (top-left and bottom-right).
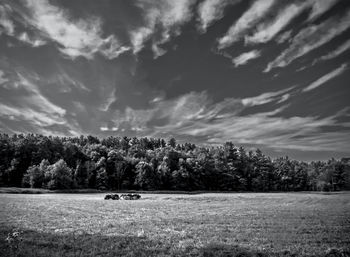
[{"x1": 0, "y1": 192, "x2": 349, "y2": 257}]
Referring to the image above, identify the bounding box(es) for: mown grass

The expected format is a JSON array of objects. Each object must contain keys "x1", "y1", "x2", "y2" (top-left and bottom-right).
[{"x1": 0, "y1": 192, "x2": 349, "y2": 256}]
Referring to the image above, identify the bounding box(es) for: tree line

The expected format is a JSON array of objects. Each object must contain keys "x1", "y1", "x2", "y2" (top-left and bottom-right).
[{"x1": 0, "y1": 133, "x2": 349, "y2": 191}]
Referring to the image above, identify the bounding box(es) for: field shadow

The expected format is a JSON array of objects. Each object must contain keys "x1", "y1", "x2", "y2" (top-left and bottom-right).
[{"x1": 0, "y1": 227, "x2": 349, "y2": 257}]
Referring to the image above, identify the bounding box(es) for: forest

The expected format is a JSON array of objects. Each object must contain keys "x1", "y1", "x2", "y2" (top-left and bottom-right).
[{"x1": 0, "y1": 133, "x2": 349, "y2": 191}]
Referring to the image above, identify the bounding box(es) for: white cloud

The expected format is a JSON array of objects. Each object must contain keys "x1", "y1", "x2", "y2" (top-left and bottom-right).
[
  {"x1": 100, "y1": 88, "x2": 117, "y2": 112},
  {"x1": 16, "y1": 73, "x2": 66, "y2": 117},
  {"x1": 217, "y1": 0, "x2": 276, "y2": 49},
  {"x1": 197, "y1": 0, "x2": 241, "y2": 32},
  {"x1": 0, "y1": 70, "x2": 9, "y2": 85},
  {"x1": 307, "y1": 0, "x2": 340, "y2": 21},
  {"x1": 50, "y1": 69, "x2": 90, "y2": 92},
  {"x1": 242, "y1": 87, "x2": 294, "y2": 106},
  {"x1": 80, "y1": 88, "x2": 350, "y2": 153},
  {"x1": 0, "y1": 72, "x2": 84, "y2": 135},
  {"x1": 130, "y1": 0, "x2": 196, "y2": 56},
  {"x1": 314, "y1": 38, "x2": 350, "y2": 64},
  {"x1": 153, "y1": 97, "x2": 350, "y2": 152},
  {"x1": 24, "y1": 0, "x2": 129, "y2": 59},
  {"x1": 0, "y1": 5, "x2": 15, "y2": 36},
  {"x1": 245, "y1": 3, "x2": 308, "y2": 45},
  {"x1": 303, "y1": 63, "x2": 347, "y2": 92},
  {"x1": 277, "y1": 93, "x2": 290, "y2": 103},
  {"x1": 275, "y1": 30, "x2": 292, "y2": 44},
  {"x1": 17, "y1": 32, "x2": 46, "y2": 47},
  {"x1": 232, "y1": 50, "x2": 261, "y2": 67},
  {"x1": 265, "y1": 9, "x2": 350, "y2": 72}
]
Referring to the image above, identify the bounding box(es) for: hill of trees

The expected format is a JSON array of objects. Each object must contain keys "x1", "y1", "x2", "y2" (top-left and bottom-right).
[{"x1": 0, "y1": 133, "x2": 349, "y2": 191}]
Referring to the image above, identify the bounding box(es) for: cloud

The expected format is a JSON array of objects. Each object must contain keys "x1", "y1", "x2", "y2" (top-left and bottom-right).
[
  {"x1": 130, "y1": 0, "x2": 196, "y2": 56},
  {"x1": 265, "y1": 9, "x2": 350, "y2": 72},
  {"x1": 245, "y1": 3, "x2": 308, "y2": 45},
  {"x1": 100, "y1": 88, "x2": 117, "y2": 112},
  {"x1": 217, "y1": 0, "x2": 276, "y2": 49},
  {"x1": 94, "y1": 88, "x2": 350, "y2": 152},
  {"x1": 197, "y1": 0, "x2": 241, "y2": 33},
  {"x1": 0, "y1": 72, "x2": 82, "y2": 136},
  {"x1": 313, "y1": 38, "x2": 350, "y2": 64},
  {"x1": 232, "y1": 50, "x2": 261, "y2": 67},
  {"x1": 23, "y1": 0, "x2": 129, "y2": 59},
  {"x1": 0, "y1": 4, "x2": 15, "y2": 36},
  {"x1": 17, "y1": 32, "x2": 46, "y2": 47},
  {"x1": 277, "y1": 94, "x2": 290, "y2": 103},
  {"x1": 0, "y1": 70, "x2": 9, "y2": 85},
  {"x1": 152, "y1": 94, "x2": 350, "y2": 152},
  {"x1": 242, "y1": 87, "x2": 294, "y2": 106},
  {"x1": 275, "y1": 30, "x2": 292, "y2": 44},
  {"x1": 307, "y1": 0, "x2": 340, "y2": 21},
  {"x1": 302, "y1": 63, "x2": 347, "y2": 92},
  {"x1": 49, "y1": 69, "x2": 90, "y2": 93}
]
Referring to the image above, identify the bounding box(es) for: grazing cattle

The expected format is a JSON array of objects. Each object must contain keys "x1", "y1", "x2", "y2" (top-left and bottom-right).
[
  {"x1": 104, "y1": 194, "x2": 119, "y2": 200},
  {"x1": 120, "y1": 193, "x2": 141, "y2": 200}
]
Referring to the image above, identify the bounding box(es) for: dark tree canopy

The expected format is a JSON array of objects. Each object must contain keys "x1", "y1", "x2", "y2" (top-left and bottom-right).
[{"x1": 0, "y1": 133, "x2": 349, "y2": 191}]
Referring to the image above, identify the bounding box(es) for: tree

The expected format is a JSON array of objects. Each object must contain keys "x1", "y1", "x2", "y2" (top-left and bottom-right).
[
  {"x1": 96, "y1": 157, "x2": 108, "y2": 189},
  {"x1": 135, "y1": 161, "x2": 159, "y2": 190},
  {"x1": 44, "y1": 159, "x2": 73, "y2": 190},
  {"x1": 168, "y1": 138, "x2": 176, "y2": 148},
  {"x1": 24, "y1": 164, "x2": 45, "y2": 188}
]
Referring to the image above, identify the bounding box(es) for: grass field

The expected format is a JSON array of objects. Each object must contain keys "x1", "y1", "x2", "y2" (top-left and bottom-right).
[{"x1": 0, "y1": 192, "x2": 349, "y2": 257}]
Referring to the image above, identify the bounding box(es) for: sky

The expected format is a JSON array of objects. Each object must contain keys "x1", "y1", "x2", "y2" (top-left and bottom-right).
[{"x1": 0, "y1": 0, "x2": 349, "y2": 161}]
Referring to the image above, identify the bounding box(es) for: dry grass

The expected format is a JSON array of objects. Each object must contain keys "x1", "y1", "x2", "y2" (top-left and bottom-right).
[{"x1": 0, "y1": 192, "x2": 349, "y2": 256}]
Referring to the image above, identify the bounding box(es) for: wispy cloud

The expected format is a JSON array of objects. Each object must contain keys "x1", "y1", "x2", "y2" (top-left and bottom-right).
[
  {"x1": 23, "y1": 0, "x2": 129, "y2": 59},
  {"x1": 245, "y1": 3, "x2": 308, "y2": 44},
  {"x1": 17, "y1": 32, "x2": 46, "y2": 47},
  {"x1": 275, "y1": 30, "x2": 292, "y2": 44},
  {"x1": 265, "y1": 9, "x2": 350, "y2": 72},
  {"x1": 307, "y1": 0, "x2": 340, "y2": 21},
  {"x1": 100, "y1": 88, "x2": 117, "y2": 112},
  {"x1": 0, "y1": 70, "x2": 9, "y2": 85},
  {"x1": 150, "y1": 92, "x2": 350, "y2": 152},
  {"x1": 232, "y1": 50, "x2": 261, "y2": 67},
  {"x1": 0, "y1": 73, "x2": 66, "y2": 127},
  {"x1": 0, "y1": 4, "x2": 15, "y2": 36},
  {"x1": 303, "y1": 63, "x2": 347, "y2": 92},
  {"x1": 0, "y1": 72, "x2": 82, "y2": 136},
  {"x1": 217, "y1": 0, "x2": 276, "y2": 49},
  {"x1": 49, "y1": 69, "x2": 90, "y2": 93},
  {"x1": 93, "y1": 88, "x2": 350, "y2": 152},
  {"x1": 313, "y1": 38, "x2": 350, "y2": 64},
  {"x1": 242, "y1": 87, "x2": 294, "y2": 106},
  {"x1": 197, "y1": 0, "x2": 241, "y2": 33},
  {"x1": 130, "y1": 0, "x2": 196, "y2": 56}
]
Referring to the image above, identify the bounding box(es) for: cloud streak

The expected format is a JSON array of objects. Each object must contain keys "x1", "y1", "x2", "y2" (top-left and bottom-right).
[
  {"x1": 232, "y1": 50, "x2": 261, "y2": 67},
  {"x1": 245, "y1": 3, "x2": 308, "y2": 44},
  {"x1": 197, "y1": 0, "x2": 241, "y2": 32},
  {"x1": 302, "y1": 63, "x2": 347, "y2": 92},
  {"x1": 23, "y1": 0, "x2": 129, "y2": 59},
  {"x1": 242, "y1": 87, "x2": 294, "y2": 106},
  {"x1": 314, "y1": 38, "x2": 350, "y2": 64},
  {"x1": 217, "y1": 0, "x2": 276, "y2": 49},
  {"x1": 0, "y1": 4, "x2": 15, "y2": 36},
  {"x1": 307, "y1": 0, "x2": 340, "y2": 21},
  {"x1": 265, "y1": 9, "x2": 350, "y2": 72},
  {"x1": 94, "y1": 89, "x2": 350, "y2": 153},
  {"x1": 130, "y1": 0, "x2": 196, "y2": 56}
]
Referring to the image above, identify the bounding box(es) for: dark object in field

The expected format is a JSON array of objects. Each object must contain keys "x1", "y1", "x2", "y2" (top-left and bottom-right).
[
  {"x1": 120, "y1": 193, "x2": 141, "y2": 200},
  {"x1": 104, "y1": 194, "x2": 119, "y2": 200}
]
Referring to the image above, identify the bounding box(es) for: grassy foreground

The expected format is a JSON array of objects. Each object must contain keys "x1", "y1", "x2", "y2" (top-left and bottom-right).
[{"x1": 0, "y1": 192, "x2": 349, "y2": 257}]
